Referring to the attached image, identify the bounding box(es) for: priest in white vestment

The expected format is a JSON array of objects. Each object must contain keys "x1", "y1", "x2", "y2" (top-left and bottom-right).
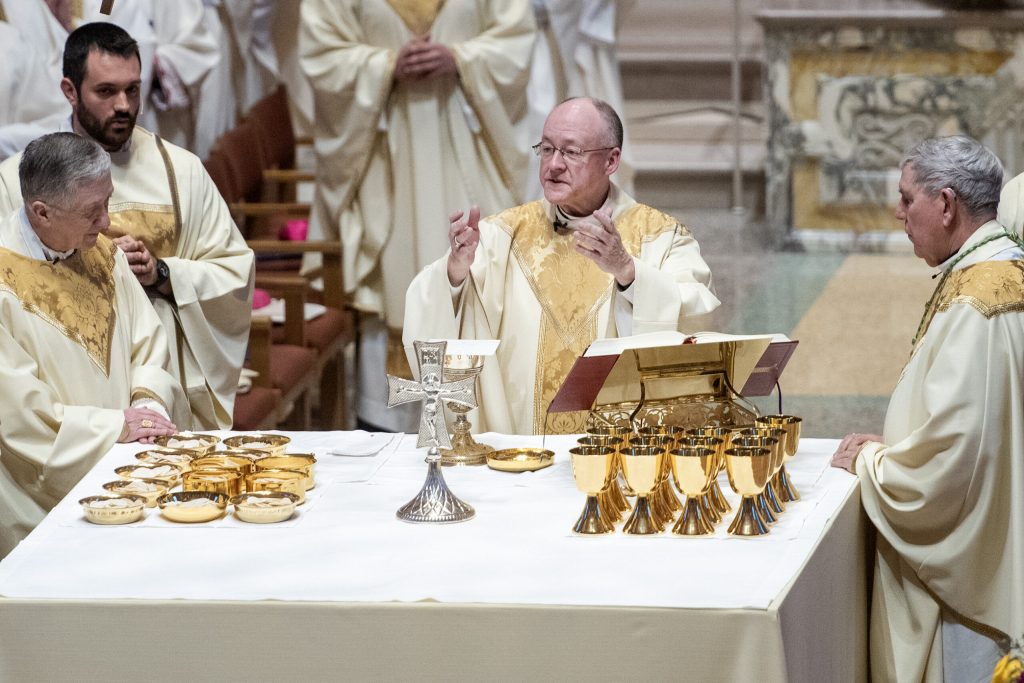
[
  {"x1": 405, "y1": 98, "x2": 718, "y2": 434},
  {"x1": 300, "y1": 0, "x2": 535, "y2": 430},
  {"x1": 0, "y1": 133, "x2": 182, "y2": 558},
  {"x1": 832, "y1": 136, "x2": 1024, "y2": 682},
  {"x1": 0, "y1": 24, "x2": 254, "y2": 431}
]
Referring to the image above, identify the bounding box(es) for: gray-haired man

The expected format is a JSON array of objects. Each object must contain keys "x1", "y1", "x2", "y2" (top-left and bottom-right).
[{"x1": 0, "y1": 132, "x2": 184, "y2": 558}]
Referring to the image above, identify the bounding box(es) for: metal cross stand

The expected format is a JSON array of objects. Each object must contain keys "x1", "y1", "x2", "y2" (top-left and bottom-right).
[{"x1": 387, "y1": 340, "x2": 478, "y2": 523}]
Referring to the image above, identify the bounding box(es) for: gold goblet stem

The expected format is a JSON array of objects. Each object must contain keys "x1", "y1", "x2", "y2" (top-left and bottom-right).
[
  {"x1": 573, "y1": 494, "x2": 614, "y2": 534},
  {"x1": 672, "y1": 496, "x2": 715, "y2": 536},
  {"x1": 777, "y1": 464, "x2": 800, "y2": 502},
  {"x1": 728, "y1": 496, "x2": 770, "y2": 536},
  {"x1": 622, "y1": 495, "x2": 661, "y2": 535}
]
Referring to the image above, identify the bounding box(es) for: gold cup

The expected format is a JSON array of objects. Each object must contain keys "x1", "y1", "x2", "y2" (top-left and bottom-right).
[
  {"x1": 677, "y1": 436, "x2": 725, "y2": 523},
  {"x1": 569, "y1": 446, "x2": 616, "y2": 534},
  {"x1": 183, "y1": 469, "x2": 243, "y2": 498},
  {"x1": 255, "y1": 454, "x2": 317, "y2": 490},
  {"x1": 628, "y1": 434, "x2": 679, "y2": 525},
  {"x1": 686, "y1": 426, "x2": 733, "y2": 514},
  {"x1": 245, "y1": 469, "x2": 306, "y2": 504},
  {"x1": 440, "y1": 354, "x2": 493, "y2": 466},
  {"x1": 724, "y1": 446, "x2": 773, "y2": 536},
  {"x1": 669, "y1": 446, "x2": 717, "y2": 536},
  {"x1": 577, "y1": 436, "x2": 629, "y2": 515},
  {"x1": 586, "y1": 425, "x2": 635, "y2": 498},
  {"x1": 756, "y1": 415, "x2": 803, "y2": 502},
  {"x1": 619, "y1": 446, "x2": 665, "y2": 535},
  {"x1": 731, "y1": 436, "x2": 780, "y2": 524}
]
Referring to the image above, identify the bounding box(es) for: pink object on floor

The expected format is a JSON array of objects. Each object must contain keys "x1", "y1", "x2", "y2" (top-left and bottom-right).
[
  {"x1": 252, "y1": 288, "x2": 271, "y2": 309},
  {"x1": 279, "y1": 218, "x2": 308, "y2": 241}
]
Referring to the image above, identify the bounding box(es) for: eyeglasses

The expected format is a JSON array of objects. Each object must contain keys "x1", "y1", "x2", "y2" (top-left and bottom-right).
[{"x1": 532, "y1": 142, "x2": 615, "y2": 164}]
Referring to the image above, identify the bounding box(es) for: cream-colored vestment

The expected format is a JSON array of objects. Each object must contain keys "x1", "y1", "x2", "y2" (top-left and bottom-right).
[
  {"x1": 404, "y1": 185, "x2": 719, "y2": 434},
  {"x1": 300, "y1": 0, "x2": 535, "y2": 427},
  {"x1": 855, "y1": 220, "x2": 1024, "y2": 682},
  {"x1": 0, "y1": 212, "x2": 182, "y2": 557},
  {"x1": 0, "y1": 17, "x2": 67, "y2": 160},
  {"x1": 0, "y1": 127, "x2": 254, "y2": 430}
]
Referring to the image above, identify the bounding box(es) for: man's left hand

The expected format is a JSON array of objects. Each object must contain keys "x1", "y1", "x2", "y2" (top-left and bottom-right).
[
  {"x1": 113, "y1": 235, "x2": 157, "y2": 286},
  {"x1": 830, "y1": 433, "x2": 882, "y2": 474},
  {"x1": 572, "y1": 207, "x2": 635, "y2": 287},
  {"x1": 396, "y1": 37, "x2": 457, "y2": 81}
]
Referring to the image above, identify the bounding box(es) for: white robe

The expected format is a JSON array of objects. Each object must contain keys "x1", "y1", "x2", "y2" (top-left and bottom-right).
[
  {"x1": 0, "y1": 18, "x2": 68, "y2": 160},
  {"x1": 404, "y1": 185, "x2": 719, "y2": 434},
  {"x1": 0, "y1": 126, "x2": 255, "y2": 431},
  {"x1": 855, "y1": 220, "x2": 1024, "y2": 682},
  {"x1": 0, "y1": 211, "x2": 182, "y2": 558}
]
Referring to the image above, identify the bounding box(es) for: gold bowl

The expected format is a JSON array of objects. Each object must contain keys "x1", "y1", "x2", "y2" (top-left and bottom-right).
[
  {"x1": 102, "y1": 478, "x2": 168, "y2": 507},
  {"x1": 191, "y1": 454, "x2": 250, "y2": 474},
  {"x1": 222, "y1": 434, "x2": 291, "y2": 456},
  {"x1": 153, "y1": 433, "x2": 220, "y2": 455},
  {"x1": 157, "y1": 491, "x2": 228, "y2": 523},
  {"x1": 486, "y1": 448, "x2": 555, "y2": 473},
  {"x1": 230, "y1": 491, "x2": 300, "y2": 524},
  {"x1": 134, "y1": 449, "x2": 195, "y2": 472},
  {"x1": 245, "y1": 469, "x2": 307, "y2": 503},
  {"x1": 183, "y1": 469, "x2": 244, "y2": 498},
  {"x1": 79, "y1": 495, "x2": 146, "y2": 524},
  {"x1": 114, "y1": 463, "x2": 183, "y2": 487},
  {"x1": 254, "y1": 454, "x2": 316, "y2": 490}
]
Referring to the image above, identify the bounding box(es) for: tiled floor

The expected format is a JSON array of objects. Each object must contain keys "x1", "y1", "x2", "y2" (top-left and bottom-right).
[{"x1": 675, "y1": 208, "x2": 935, "y2": 439}]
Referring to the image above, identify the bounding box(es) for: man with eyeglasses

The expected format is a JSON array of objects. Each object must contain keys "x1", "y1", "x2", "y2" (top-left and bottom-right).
[{"x1": 405, "y1": 97, "x2": 719, "y2": 435}]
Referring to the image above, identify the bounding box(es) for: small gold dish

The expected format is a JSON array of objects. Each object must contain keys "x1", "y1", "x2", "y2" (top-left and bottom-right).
[
  {"x1": 245, "y1": 469, "x2": 306, "y2": 503},
  {"x1": 254, "y1": 454, "x2": 316, "y2": 490},
  {"x1": 486, "y1": 448, "x2": 555, "y2": 473},
  {"x1": 230, "y1": 491, "x2": 299, "y2": 524},
  {"x1": 222, "y1": 434, "x2": 291, "y2": 456},
  {"x1": 191, "y1": 455, "x2": 248, "y2": 474},
  {"x1": 157, "y1": 491, "x2": 227, "y2": 523},
  {"x1": 183, "y1": 470, "x2": 244, "y2": 498},
  {"x1": 135, "y1": 449, "x2": 194, "y2": 472},
  {"x1": 114, "y1": 463, "x2": 183, "y2": 486},
  {"x1": 153, "y1": 433, "x2": 220, "y2": 455},
  {"x1": 80, "y1": 495, "x2": 146, "y2": 524},
  {"x1": 102, "y1": 478, "x2": 168, "y2": 507}
]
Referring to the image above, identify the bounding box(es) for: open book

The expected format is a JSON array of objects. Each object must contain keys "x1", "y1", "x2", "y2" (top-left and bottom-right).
[{"x1": 583, "y1": 331, "x2": 789, "y2": 357}]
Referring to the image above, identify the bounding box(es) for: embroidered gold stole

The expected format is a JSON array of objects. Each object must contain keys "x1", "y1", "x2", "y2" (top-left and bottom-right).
[
  {"x1": 387, "y1": 0, "x2": 445, "y2": 36},
  {"x1": 0, "y1": 235, "x2": 118, "y2": 374},
  {"x1": 498, "y1": 201, "x2": 683, "y2": 433},
  {"x1": 107, "y1": 205, "x2": 179, "y2": 259},
  {"x1": 918, "y1": 260, "x2": 1024, "y2": 345}
]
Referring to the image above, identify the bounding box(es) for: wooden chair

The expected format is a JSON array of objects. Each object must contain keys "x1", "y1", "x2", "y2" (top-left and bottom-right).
[
  {"x1": 245, "y1": 85, "x2": 315, "y2": 203},
  {"x1": 232, "y1": 318, "x2": 282, "y2": 430}
]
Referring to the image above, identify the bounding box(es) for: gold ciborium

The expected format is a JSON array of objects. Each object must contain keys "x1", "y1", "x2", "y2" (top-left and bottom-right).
[
  {"x1": 439, "y1": 354, "x2": 493, "y2": 466},
  {"x1": 756, "y1": 415, "x2": 802, "y2": 502},
  {"x1": 724, "y1": 446, "x2": 773, "y2": 536},
  {"x1": 670, "y1": 446, "x2": 717, "y2": 536},
  {"x1": 620, "y1": 445, "x2": 665, "y2": 535},
  {"x1": 577, "y1": 435, "x2": 629, "y2": 516},
  {"x1": 569, "y1": 446, "x2": 616, "y2": 534},
  {"x1": 731, "y1": 436, "x2": 779, "y2": 524},
  {"x1": 685, "y1": 426, "x2": 733, "y2": 515}
]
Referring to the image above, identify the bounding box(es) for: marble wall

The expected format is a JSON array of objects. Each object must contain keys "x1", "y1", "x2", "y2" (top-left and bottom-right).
[{"x1": 759, "y1": 7, "x2": 1024, "y2": 247}]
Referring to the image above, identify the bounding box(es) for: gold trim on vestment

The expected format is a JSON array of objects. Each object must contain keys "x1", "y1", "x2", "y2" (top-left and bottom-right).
[
  {"x1": 934, "y1": 260, "x2": 1024, "y2": 319},
  {"x1": 495, "y1": 201, "x2": 681, "y2": 433},
  {"x1": 132, "y1": 388, "x2": 168, "y2": 413},
  {"x1": 0, "y1": 236, "x2": 118, "y2": 374},
  {"x1": 108, "y1": 207, "x2": 179, "y2": 260},
  {"x1": 386, "y1": 0, "x2": 445, "y2": 36}
]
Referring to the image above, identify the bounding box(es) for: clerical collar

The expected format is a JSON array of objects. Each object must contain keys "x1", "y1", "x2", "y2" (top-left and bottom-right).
[
  {"x1": 18, "y1": 208, "x2": 75, "y2": 263},
  {"x1": 552, "y1": 194, "x2": 615, "y2": 235}
]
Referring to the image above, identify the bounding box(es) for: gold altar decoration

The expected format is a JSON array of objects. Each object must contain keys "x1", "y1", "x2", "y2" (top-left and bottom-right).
[{"x1": 440, "y1": 354, "x2": 494, "y2": 466}]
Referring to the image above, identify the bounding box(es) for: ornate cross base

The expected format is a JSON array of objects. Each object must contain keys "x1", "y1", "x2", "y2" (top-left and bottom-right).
[{"x1": 396, "y1": 447, "x2": 476, "y2": 523}]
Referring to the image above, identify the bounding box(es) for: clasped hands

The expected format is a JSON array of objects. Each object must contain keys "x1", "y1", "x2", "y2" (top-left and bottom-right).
[
  {"x1": 446, "y1": 205, "x2": 636, "y2": 288},
  {"x1": 120, "y1": 407, "x2": 175, "y2": 444},
  {"x1": 394, "y1": 35, "x2": 456, "y2": 83},
  {"x1": 830, "y1": 432, "x2": 882, "y2": 474},
  {"x1": 113, "y1": 234, "x2": 158, "y2": 285}
]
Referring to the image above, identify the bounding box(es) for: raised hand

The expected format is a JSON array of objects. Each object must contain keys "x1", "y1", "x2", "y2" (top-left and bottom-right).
[
  {"x1": 572, "y1": 207, "x2": 635, "y2": 287},
  {"x1": 447, "y1": 206, "x2": 480, "y2": 286}
]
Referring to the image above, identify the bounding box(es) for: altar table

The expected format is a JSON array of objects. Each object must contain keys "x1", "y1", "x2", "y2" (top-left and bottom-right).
[{"x1": 0, "y1": 433, "x2": 867, "y2": 681}]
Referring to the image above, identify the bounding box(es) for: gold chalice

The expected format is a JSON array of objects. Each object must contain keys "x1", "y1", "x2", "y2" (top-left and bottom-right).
[
  {"x1": 628, "y1": 434, "x2": 679, "y2": 525},
  {"x1": 586, "y1": 425, "x2": 634, "y2": 496},
  {"x1": 670, "y1": 446, "x2": 718, "y2": 536},
  {"x1": 735, "y1": 426, "x2": 788, "y2": 514},
  {"x1": 619, "y1": 446, "x2": 665, "y2": 535},
  {"x1": 569, "y1": 446, "x2": 617, "y2": 534},
  {"x1": 731, "y1": 436, "x2": 780, "y2": 524},
  {"x1": 440, "y1": 354, "x2": 493, "y2": 466},
  {"x1": 724, "y1": 446, "x2": 773, "y2": 536},
  {"x1": 577, "y1": 435, "x2": 629, "y2": 515},
  {"x1": 757, "y1": 415, "x2": 802, "y2": 502},
  {"x1": 677, "y1": 436, "x2": 725, "y2": 523},
  {"x1": 686, "y1": 426, "x2": 733, "y2": 514}
]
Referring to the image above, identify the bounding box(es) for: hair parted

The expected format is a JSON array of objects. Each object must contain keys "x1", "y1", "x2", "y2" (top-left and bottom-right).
[
  {"x1": 63, "y1": 22, "x2": 140, "y2": 92},
  {"x1": 20, "y1": 133, "x2": 111, "y2": 207},
  {"x1": 901, "y1": 135, "x2": 1003, "y2": 220},
  {"x1": 562, "y1": 96, "x2": 624, "y2": 149}
]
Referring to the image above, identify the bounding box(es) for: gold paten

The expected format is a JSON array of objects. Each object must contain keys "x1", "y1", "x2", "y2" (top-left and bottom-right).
[
  {"x1": 245, "y1": 469, "x2": 306, "y2": 504},
  {"x1": 255, "y1": 454, "x2": 316, "y2": 490},
  {"x1": 231, "y1": 492, "x2": 299, "y2": 524},
  {"x1": 114, "y1": 463, "x2": 183, "y2": 487},
  {"x1": 134, "y1": 449, "x2": 194, "y2": 472},
  {"x1": 154, "y1": 433, "x2": 220, "y2": 455},
  {"x1": 190, "y1": 456, "x2": 246, "y2": 474},
  {"x1": 158, "y1": 491, "x2": 228, "y2": 523},
  {"x1": 102, "y1": 478, "x2": 168, "y2": 507},
  {"x1": 79, "y1": 495, "x2": 145, "y2": 525},
  {"x1": 486, "y1": 448, "x2": 554, "y2": 473},
  {"x1": 183, "y1": 470, "x2": 243, "y2": 498},
  {"x1": 222, "y1": 434, "x2": 291, "y2": 456}
]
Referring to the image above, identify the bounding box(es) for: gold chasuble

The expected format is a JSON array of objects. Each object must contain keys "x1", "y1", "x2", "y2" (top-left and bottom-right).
[
  {"x1": 0, "y1": 211, "x2": 182, "y2": 557},
  {"x1": 854, "y1": 221, "x2": 1024, "y2": 682},
  {"x1": 404, "y1": 185, "x2": 720, "y2": 435},
  {"x1": 0, "y1": 127, "x2": 254, "y2": 430},
  {"x1": 386, "y1": 0, "x2": 445, "y2": 36}
]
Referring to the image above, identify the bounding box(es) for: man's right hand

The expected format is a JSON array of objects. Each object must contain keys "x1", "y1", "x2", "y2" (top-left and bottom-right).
[
  {"x1": 447, "y1": 206, "x2": 480, "y2": 287},
  {"x1": 119, "y1": 407, "x2": 176, "y2": 444}
]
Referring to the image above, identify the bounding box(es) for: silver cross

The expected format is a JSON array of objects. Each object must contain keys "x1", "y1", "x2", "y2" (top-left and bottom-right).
[{"x1": 387, "y1": 340, "x2": 477, "y2": 449}]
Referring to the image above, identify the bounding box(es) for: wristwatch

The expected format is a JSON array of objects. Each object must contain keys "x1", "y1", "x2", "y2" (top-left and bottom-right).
[{"x1": 149, "y1": 258, "x2": 170, "y2": 290}]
